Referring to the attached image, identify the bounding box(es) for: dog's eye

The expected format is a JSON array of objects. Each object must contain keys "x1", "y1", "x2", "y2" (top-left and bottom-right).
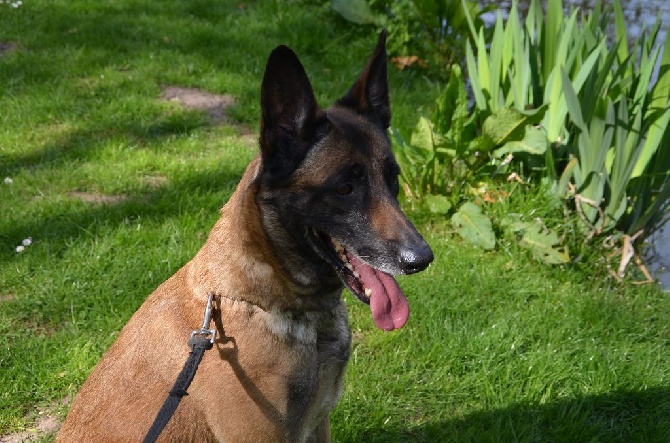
[{"x1": 336, "y1": 184, "x2": 354, "y2": 195}]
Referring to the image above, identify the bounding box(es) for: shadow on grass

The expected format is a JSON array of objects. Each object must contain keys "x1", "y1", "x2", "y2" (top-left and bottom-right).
[
  {"x1": 344, "y1": 387, "x2": 670, "y2": 442},
  {"x1": 0, "y1": 112, "x2": 211, "y2": 177},
  {"x1": 0, "y1": 162, "x2": 244, "y2": 260},
  {"x1": 1, "y1": 0, "x2": 361, "y2": 96}
]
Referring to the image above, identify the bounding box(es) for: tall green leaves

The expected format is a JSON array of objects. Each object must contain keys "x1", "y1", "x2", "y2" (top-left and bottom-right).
[
  {"x1": 463, "y1": 0, "x2": 670, "y2": 259},
  {"x1": 391, "y1": 65, "x2": 566, "y2": 262}
]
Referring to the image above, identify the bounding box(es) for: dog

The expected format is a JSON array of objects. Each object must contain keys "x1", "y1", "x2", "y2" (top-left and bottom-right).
[{"x1": 57, "y1": 30, "x2": 434, "y2": 442}]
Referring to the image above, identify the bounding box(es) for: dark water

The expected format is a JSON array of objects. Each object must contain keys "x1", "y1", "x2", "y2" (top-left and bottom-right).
[
  {"x1": 480, "y1": 0, "x2": 669, "y2": 39},
  {"x1": 480, "y1": 0, "x2": 670, "y2": 288}
]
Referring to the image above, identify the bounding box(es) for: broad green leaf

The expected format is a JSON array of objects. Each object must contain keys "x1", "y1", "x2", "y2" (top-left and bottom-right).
[
  {"x1": 331, "y1": 0, "x2": 383, "y2": 25},
  {"x1": 482, "y1": 108, "x2": 526, "y2": 145},
  {"x1": 410, "y1": 117, "x2": 438, "y2": 152},
  {"x1": 503, "y1": 219, "x2": 535, "y2": 233},
  {"x1": 469, "y1": 134, "x2": 495, "y2": 153},
  {"x1": 494, "y1": 124, "x2": 548, "y2": 156},
  {"x1": 518, "y1": 223, "x2": 570, "y2": 264},
  {"x1": 482, "y1": 106, "x2": 547, "y2": 146},
  {"x1": 451, "y1": 202, "x2": 496, "y2": 250},
  {"x1": 425, "y1": 194, "x2": 452, "y2": 214}
]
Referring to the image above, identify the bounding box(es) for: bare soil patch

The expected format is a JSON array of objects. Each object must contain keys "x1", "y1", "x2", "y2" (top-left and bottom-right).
[
  {"x1": 141, "y1": 174, "x2": 169, "y2": 189},
  {"x1": 0, "y1": 41, "x2": 18, "y2": 58},
  {"x1": 0, "y1": 411, "x2": 60, "y2": 443},
  {"x1": 160, "y1": 86, "x2": 236, "y2": 124},
  {"x1": 68, "y1": 191, "x2": 129, "y2": 204}
]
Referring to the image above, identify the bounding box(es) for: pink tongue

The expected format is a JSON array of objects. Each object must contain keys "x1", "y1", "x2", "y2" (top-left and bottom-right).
[{"x1": 348, "y1": 255, "x2": 409, "y2": 331}]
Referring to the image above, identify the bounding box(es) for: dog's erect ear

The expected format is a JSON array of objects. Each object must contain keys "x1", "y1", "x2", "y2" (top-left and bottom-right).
[
  {"x1": 260, "y1": 45, "x2": 323, "y2": 181},
  {"x1": 337, "y1": 30, "x2": 391, "y2": 128}
]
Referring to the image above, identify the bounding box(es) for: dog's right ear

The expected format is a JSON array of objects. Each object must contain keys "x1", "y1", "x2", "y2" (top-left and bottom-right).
[
  {"x1": 260, "y1": 46, "x2": 323, "y2": 181},
  {"x1": 337, "y1": 30, "x2": 390, "y2": 129}
]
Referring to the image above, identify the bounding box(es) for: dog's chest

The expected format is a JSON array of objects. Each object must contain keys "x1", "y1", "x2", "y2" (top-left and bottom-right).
[{"x1": 262, "y1": 303, "x2": 352, "y2": 439}]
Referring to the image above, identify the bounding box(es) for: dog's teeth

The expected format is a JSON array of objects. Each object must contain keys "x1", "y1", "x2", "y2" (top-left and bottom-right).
[
  {"x1": 364, "y1": 288, "x2": 373, "y2": 297},
  {"x1": 353, "y1": 271, "x2": 360, "y2": 279},
  {"x1": 330, "y1": 237, "x2": 345, "y2": 253},
  {"x1": 345, "y1": 263, "x2": 353, "y2": 271},
  {"x1": 339, "y1": 253, "x2": 347, "y2": 263}
]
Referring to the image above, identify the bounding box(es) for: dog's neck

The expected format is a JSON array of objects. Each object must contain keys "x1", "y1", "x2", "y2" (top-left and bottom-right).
[{"x1": 186, "y1": 156, "x2": 343, "y2": 313}]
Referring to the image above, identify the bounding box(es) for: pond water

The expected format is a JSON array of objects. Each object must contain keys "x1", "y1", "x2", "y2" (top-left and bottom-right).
[{"x1": 480, "y1": 0, "x2": 670, "y2": 288}]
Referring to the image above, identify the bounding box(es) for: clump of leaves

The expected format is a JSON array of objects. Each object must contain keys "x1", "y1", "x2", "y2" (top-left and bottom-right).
[
  {"x1": 463, "y1": 0, "x2": 670, "y2": 280},
  {"x1": 330, "y1": 0, "x2": 490, "y2": 77},
  {"x1": 392, "y1": 65, "x2": 569, "y2": 263}
]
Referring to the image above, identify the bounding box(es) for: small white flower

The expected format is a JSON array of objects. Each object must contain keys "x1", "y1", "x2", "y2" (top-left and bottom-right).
[
  {"x1": 16, "y1": 245, "x2": 25, "y2": 253},
  {"x1": 22, "y1": 238, "x2": 32, "y2": 246},
  {"x1": 3, "y1": 177, "x2": 13, "y2": 185}
]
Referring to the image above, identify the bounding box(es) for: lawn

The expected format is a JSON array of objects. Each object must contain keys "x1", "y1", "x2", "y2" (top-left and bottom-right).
[{"x1": 1, "y1": 0, "x2": 669, "y2": 442}]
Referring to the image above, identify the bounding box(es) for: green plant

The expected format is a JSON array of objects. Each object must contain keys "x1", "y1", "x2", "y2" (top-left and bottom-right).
[
  {"x1": 464, "y1": 0, "x2": 605, "y2": 150},
  {"x1": 2, "y1": 2, "x2": 670, "y2": 440},
  {"x1": 391, "y1": 64, "x2": 479, "y2": 204},
  {"x1": 392, "y1": 65, "x2": 568, "y2": 262},
  {"x1": 330, "y1": 0, "x2": 490, "y2": 77},
  {"x1": 462, "y1": 0, "x2": 670, "y2": 279}
]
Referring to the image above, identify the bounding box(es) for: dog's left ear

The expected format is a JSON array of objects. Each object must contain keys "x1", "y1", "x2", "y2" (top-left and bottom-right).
[{"x1": 337, "y1": 30, "x2": 391, "y2": 128}]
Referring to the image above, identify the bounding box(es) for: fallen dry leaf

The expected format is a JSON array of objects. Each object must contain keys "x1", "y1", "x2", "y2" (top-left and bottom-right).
[{"x1": 391, "y1": 55, "x2": 427, "y2": 70}]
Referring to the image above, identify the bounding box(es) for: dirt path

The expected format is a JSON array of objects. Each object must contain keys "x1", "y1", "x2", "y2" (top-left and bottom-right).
[{"x1": 0, "y1": 413, "x2": 60, "y2": 443}]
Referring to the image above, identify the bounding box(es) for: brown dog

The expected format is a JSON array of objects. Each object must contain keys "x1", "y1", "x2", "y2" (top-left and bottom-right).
[{"x1": 57, "y1": 31, "x2": 433, "y2": 442}]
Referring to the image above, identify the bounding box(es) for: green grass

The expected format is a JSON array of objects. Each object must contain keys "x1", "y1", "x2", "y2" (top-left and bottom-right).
[
  {"x1": 1, "y1": 0, "x2": 669, "y2": 441},
  {"x1": 337, "y1": 227, "x2": 670, "y2": 441}
]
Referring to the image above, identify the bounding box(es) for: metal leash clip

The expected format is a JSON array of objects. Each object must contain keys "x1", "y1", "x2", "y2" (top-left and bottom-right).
[{"x1": 190, "y1": 292, "x2": 217, "y2": 344}]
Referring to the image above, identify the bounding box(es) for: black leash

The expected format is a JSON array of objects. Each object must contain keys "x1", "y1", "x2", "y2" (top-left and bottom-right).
[{"x1": 143, "y1": 293, "x2": 217, "y2": 443}]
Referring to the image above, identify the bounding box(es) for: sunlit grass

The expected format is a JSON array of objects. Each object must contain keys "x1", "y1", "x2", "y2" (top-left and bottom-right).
[{"x1": 1, "y1": 1, "x2": 669, "y2": 442}]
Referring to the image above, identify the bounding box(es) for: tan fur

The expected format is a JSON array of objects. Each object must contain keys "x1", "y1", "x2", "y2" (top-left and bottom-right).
[
  {"x1": 57, "y1": 157, "x2": 351, "y2": 442},
  {"x1": 58, "y1": 31, "x2": 433, "y2": 441}
]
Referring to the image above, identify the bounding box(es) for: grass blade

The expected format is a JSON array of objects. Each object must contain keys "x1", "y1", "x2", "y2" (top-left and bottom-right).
[{"x1": 613, "y1": 0, "x2": 628, "y2": 63}]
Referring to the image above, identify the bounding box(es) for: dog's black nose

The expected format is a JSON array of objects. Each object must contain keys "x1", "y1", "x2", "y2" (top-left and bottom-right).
[{"x1": 399, "y1": 241, "x2": 434, "y2": 274}]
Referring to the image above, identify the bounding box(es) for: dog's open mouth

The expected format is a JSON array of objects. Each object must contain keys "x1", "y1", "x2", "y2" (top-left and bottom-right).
[{"x1": 307, "y1": 229, "x2": 409, "y2": 331}]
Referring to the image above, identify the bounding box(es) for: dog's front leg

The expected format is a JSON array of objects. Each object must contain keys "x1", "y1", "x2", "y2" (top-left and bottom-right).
[{"x1": 305, "y1": 418, "x2": 331, "y2": 443}]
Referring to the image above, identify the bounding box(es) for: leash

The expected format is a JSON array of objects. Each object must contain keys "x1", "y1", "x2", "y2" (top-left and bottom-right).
[{"x1": 143, "y1": 293, "x2": 217, "y2": 443}]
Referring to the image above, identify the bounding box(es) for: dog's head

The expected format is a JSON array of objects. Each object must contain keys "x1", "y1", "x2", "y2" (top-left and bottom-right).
[{"x1": 257, "y1": 31, "x2": 433, "y2": 330}]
